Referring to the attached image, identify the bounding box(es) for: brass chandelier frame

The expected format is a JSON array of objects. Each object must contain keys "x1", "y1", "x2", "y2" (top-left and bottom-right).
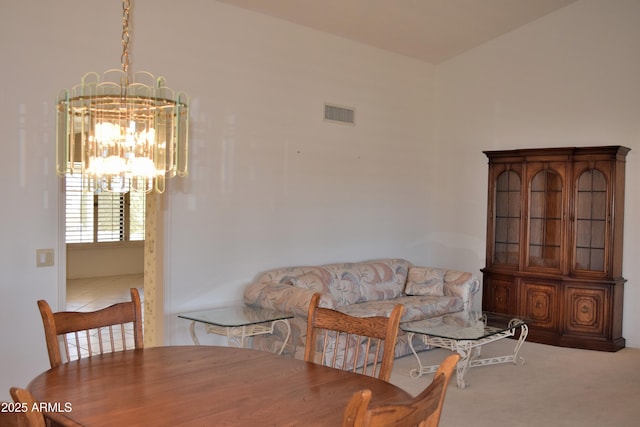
[{"x1": 56, "y1": 0, "x2": 188, "y2": 193}]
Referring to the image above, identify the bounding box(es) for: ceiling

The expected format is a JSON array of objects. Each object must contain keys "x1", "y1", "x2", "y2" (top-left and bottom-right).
[{"x1": 217, "y1": 0, "x2": 578, "y2": 64}]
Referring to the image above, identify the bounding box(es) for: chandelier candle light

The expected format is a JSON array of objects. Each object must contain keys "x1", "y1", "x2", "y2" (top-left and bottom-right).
[{"x1": 56, "y1": 0, "x2": 189, "y2": 193}]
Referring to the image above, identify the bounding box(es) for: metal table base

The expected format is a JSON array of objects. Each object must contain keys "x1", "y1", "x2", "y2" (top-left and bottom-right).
[
  {"x1": 189, "y1": 319, "x2": 291, "y2": 355},
  {"x1": 407, "y1": 321, "x2": 528, "y2": 389}
]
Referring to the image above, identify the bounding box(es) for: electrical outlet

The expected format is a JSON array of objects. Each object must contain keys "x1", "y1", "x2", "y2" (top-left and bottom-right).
[{"x1": 36, "y1": 248, "x2": 54, "y2": 267}]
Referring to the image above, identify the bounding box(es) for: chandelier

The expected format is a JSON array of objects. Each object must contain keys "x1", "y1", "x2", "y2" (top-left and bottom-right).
[{"x1": 56, "y1": 0, "x2": 189, "y2": 193}]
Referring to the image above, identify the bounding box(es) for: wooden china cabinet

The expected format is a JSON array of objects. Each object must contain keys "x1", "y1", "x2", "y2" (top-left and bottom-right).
[{"x1": 481, "y1": 146, "x2": 629, "y2": 351}]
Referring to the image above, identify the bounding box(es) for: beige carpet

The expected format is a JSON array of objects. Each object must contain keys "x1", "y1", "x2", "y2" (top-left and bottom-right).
[{"x1": 388, "y1": 339, "x2": 640, "y2": 427}]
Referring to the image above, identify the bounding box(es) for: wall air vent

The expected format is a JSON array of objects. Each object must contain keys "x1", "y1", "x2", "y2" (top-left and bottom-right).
[{"x1": 324, "y1": 103, "x2": 355, "y2": 125}]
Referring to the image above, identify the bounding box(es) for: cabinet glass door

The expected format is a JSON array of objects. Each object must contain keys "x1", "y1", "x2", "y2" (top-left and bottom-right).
[
  {"x1": 493, "y1": 170, "x2": 521, "y2": 265},
  {"x1": 529, "y1": 169, "x2": 563, "y2": 268},
  {"x1": 575, "y1": 169, "x2": 607, "y2": 272}
]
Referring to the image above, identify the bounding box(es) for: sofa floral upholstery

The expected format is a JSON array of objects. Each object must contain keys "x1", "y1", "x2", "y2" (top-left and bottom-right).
[{"x1": 243, "y1": 258, "x2": 480, "y2": 361}]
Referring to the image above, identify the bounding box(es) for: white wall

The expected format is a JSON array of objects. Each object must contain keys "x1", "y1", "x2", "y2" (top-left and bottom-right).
[
  {"x1": 66, "y1": 244, "x2": 144, "y2": 279},
  {"x1": 0, "y1": 0, "x2": 123, "y2": 396},
  {"x1": 156, "y1": 0, "x2": 437, "y2": 343},
  {"x1": 433, "y1": 0, "x2": 640, "y2": 347},
  {"x1": 1, "y1": 0, "x2": 638, "y2": 400}
]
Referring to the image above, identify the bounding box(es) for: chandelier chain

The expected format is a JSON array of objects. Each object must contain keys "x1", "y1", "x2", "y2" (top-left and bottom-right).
[{"x1": 121, "y1": 0, "x2": 131, "y2": 85}]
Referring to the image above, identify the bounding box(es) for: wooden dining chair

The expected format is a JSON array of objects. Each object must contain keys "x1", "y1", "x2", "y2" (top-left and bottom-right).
[
  {"x1": 304, "y1": 292, "x2": 404, "y2": 382},
  {"x1": 8, "y1": 387, "x2": 83, "y2": 427},
  {"x1": 0, "y1": 404, "x2": 21, "y2": 427},
  {"x1": 8, "y1": 387, "x2": 45, "y2": 427},
  {"x1": 342, "y1": 354, "x2": 460, "y2": 427},
  {"x1": 37, "y1": 287, "x2": 143, "y2": 368}
]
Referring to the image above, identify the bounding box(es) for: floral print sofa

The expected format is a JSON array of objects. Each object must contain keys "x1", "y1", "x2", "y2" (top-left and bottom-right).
[{"x1": 243, "y1": 258, "x2": 480, "y2": 361}]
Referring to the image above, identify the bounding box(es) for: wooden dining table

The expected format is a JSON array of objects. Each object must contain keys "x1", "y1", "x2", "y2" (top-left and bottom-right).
[{"x1": 28, "y1": 345, "x2": 412, "y2": 426}]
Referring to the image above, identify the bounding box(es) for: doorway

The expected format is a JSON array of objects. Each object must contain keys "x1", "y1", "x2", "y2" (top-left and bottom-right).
[{"x1": 60, "y1": 179, "x2": 163, "y2": 346}]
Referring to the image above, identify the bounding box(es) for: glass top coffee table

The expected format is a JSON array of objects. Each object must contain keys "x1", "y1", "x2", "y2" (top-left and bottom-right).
[
  {"x1": 178, "y1": 306, "x2": 293, "y2": 354},
  {"x1": 400, "y1": 311, "x2": 528, "y2": 388}
]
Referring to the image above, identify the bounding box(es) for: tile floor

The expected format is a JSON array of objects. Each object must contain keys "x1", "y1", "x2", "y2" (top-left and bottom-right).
[
  {"x1": 64, "y1": 274, "x2": 144, "y2": 361},
  {"x1": 66, "y1": 273, "x2": 144, "y2": 311}
]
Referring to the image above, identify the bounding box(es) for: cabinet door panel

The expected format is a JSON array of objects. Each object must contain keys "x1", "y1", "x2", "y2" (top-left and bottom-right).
[
  {"x1": 483, "y1": 276, "x2": 514, "y2": 314},
  {"x1": 525, "y1": 162, "x2": 567, "y2": 272},
  {"x1": 564, "y1": 285, "x2": 607, "y2": 337},
  {"x1": 573, "y1": 165, "x2": 610, "y2": 275},
  {"x1": 521, "y1": 281, "x2": 559, "y2": 330},
  {"x1": 489, "y1": 167, "x2": 522, "y2": 267}
]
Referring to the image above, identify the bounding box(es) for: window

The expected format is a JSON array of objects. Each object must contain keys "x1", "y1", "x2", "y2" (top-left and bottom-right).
[{"x1": 65, "y1": 171, "x2": 145, "y2": 244}]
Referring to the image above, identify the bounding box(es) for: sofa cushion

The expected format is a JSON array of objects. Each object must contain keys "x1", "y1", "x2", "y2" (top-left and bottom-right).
[
  {"x1": 289, "y1": 273, "x2": 335, "y2": 308},
  {"x1": 338, "y1": 295, "x2": 463, "y2": 323},
  {"x1": 290, "y1": 272, "x2": 325, "y2": 292},
  {"x1": 257, "y1": 266, "x2": 330, "y2": 287},
  {"x1": 324, "y1": 259, "x2": 411, "y2": 305},
  {"x1": 404, "y1": 267, "x2": 445, "y2": 296},
  {"x1": 395, "y1": 295, "x2": 464, "y2": 322},
  {"x1": 442, "y1": 271, "x2": 480, "y2": 309}
]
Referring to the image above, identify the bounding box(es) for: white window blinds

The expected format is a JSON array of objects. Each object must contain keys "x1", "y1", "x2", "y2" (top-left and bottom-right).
[{"x1": 65, "y1": 169, "x2": 145, "y2": 243}]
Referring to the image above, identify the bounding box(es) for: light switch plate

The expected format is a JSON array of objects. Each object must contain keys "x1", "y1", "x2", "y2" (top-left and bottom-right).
[{"x1": 36, "y1": 248, "x2": 54, "y2": 267}]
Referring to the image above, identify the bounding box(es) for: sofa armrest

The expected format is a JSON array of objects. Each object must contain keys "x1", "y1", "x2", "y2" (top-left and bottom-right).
[
  {"x1": 244, "y1": 282, "x2": 333, "y2": 317},
  {"x1": 442, "y1": 270, "x2": 481, "y2": 310}
]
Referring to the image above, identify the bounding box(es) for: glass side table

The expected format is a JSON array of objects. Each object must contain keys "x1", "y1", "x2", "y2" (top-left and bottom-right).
[
  {"x1": 178, "y1": 306, "x2": 293, "y2": 354},
  {"x1": 400, "y1": 310, "x2": 528, "y2": 388}
]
